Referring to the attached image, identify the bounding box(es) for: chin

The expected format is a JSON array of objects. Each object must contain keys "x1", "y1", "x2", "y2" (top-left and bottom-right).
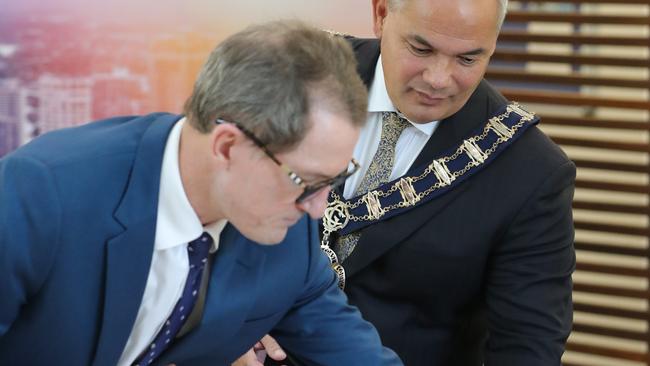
[
  {"x1": 403, "y1": 107, "x2": 445, "y2": 123},
  {"x1": 249, "y1": 228, "x2": 288, "y2": 246},
  {"x1": 417, "y1": 102, "x2": 464, "y2": 122},
  {"x1": 399, "y1": 99, "x2": 442, "y2": 122}
]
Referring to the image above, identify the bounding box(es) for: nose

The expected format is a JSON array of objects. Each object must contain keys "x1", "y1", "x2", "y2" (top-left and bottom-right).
[
  {"x1": 295, "y1": 187, "x2": 331, "y2": 219},
  {"x1": 422, "y1": 57, "x2": 452, "y2": 90}
]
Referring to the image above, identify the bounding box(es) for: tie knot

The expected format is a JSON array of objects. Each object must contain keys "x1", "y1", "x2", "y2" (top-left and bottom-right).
[
  {"x1": 381, "y1": 112, "x2": 410, "y2": 143},
  {"x1": 187, "y1": 232, "x2": 212, "y2": 266}
]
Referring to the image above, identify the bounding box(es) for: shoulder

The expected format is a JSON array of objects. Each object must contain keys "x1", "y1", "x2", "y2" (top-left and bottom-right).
[
  {"x1": 10, "y1": 113, "x2": 176, "y2": 168},
  {"x1": 513, "y1": 125, "x2": 574, "y2": 176},
  {"x1": 0, "y1": 152, "x2": 64, "y2": 303},
  {"x1": 472, "y1": 80, "x2": 509, "y2": 116},
  {"x1": 341, "y1": 37, "x2": 380, "y2": 88},
  {"x1": 467, "y1": 81, "x2": 569, "y2": 168},
  {"x1": 345, "y1": 36, "x2": 379, "y2": 53}
]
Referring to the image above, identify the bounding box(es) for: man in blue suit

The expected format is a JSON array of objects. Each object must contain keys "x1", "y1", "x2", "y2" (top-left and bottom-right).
[{"x1": 0, "y1": 20, "x2": 402, "y2": 366}]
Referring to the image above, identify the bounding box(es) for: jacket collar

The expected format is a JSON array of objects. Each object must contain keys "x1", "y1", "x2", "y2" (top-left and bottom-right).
[{"x1": 92, "y1": 113, "x2": 181, "y2": 366}]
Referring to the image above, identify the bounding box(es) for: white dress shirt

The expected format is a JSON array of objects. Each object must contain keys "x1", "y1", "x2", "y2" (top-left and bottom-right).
[
  {"x1": 343, "y1": 56, "x2": 440, "y2": 199},
  {"x1": 117, "y1": 118, "x2": 227, "y2": 366}
]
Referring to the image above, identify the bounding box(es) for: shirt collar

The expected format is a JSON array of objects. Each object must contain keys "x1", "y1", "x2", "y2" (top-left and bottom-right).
[
  {"x1": 367, "y1": 55, "x2": 439, "y2": 137},
  {"x1": 155, "y1": 117, "x2": 225, "y2": 252}
]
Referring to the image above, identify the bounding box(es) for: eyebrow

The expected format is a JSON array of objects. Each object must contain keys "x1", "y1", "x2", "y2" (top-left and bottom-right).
[{"x1": 411, "y1": 34, "x2": 486, "y2": 57}]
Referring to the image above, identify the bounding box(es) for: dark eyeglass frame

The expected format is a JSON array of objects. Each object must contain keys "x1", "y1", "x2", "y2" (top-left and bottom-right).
[{"x1": 215, "y1": 118, "x2": 360, "y2": 203}]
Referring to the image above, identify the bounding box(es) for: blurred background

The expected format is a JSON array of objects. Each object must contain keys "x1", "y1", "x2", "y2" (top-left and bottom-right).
[
  {"x1": 1, "y1": 1, "x2": 649, "y2": 365},
  {"x1": 0, "y1": 1, "x2": 374, "y2": 151}
]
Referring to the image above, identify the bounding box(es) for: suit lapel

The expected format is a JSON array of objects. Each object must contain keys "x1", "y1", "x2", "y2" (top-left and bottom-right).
[
  {"x1": 343, "y1": 106, "x2": 480, "y2": 276},
  {"x1": 343, "y1": 42, "x2": 494, "y2": 277},
  {"x1": 158, "y1": 225, "x2": 267, "y2": 362},
  {"x1": 91, "y1": 114, "x2": 180, "y2": 366},
  {"x1": 344, "y1": 181, "x2": 470, "y2": 277}
]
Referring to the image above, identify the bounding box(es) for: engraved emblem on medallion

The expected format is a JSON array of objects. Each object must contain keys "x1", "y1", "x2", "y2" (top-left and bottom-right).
[{"x1": 323, "y1": 199, "x2": 350, "y2": 232}]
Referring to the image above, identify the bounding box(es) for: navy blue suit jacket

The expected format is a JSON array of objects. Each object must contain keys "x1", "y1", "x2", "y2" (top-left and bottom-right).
[
  {"x1": 0, "y1": 113, "x2": 402, "y2": 366},
  {"x1": 329, "y1": 38, "x2": 576, "y2": 366}
]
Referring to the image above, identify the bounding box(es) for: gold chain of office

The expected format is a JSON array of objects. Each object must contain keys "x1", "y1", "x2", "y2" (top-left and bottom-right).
[{"x1": 320, "y1": 103, "x2": 535, "y2": 289}]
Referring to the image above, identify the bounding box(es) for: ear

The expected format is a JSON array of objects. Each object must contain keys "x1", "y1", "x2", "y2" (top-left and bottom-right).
[
  {"x1": 211, "y1": 123, "x2": 241, "y2": 166},
  {"x1": 372, "y1": 0, "x2": 389, "y2": 38}
]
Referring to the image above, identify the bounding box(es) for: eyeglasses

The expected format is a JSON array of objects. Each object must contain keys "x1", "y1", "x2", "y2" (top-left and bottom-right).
[{"x1": 215, "y1": 118, "x2": 360, "y2": 203}]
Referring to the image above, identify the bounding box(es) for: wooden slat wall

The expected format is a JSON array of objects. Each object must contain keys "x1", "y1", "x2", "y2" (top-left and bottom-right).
[{"x1": 486, "y1": 1, "x2": 650, "y2": 365}]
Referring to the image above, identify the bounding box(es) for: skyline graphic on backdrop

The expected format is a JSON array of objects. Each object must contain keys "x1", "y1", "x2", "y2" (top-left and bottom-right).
[{"x1": 0, "y1": 2, "x2": 373, "y2": 156}]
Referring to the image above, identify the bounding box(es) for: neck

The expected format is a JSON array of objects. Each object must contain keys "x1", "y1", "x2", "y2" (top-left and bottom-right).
[{"x1": 179, "y1": 122, "x2": 224, "y2": 225}]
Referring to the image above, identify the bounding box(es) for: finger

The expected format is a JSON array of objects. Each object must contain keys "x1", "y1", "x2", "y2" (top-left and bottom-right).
[
  {"x1": 255, "y1": 349, "x2": 267, "y2": 362},
  {"x1": 231, "y1": 349, "x2": 264, "y2": 366},
  {"x1": 260, "y1": 334, "x2": 286, "y2": 361}
]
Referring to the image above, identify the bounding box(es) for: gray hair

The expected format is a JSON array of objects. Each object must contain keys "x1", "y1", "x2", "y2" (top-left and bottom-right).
[
  {"x1": 387, "y1": 0, "x2": 509, "y2": 31},
  {"x1": 184, "y1": 20, "x2": 368, "y2": 152}
]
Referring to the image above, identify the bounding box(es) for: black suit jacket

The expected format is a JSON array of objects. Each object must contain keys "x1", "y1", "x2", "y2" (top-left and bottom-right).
[{"x1": 335, "y1": 38, "x2": 576, "y2": 366}]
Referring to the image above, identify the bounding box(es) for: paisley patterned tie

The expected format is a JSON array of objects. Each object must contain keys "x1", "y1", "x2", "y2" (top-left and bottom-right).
[{"x1": 333, "y1": 112, "x2": 410, "y2": 262}]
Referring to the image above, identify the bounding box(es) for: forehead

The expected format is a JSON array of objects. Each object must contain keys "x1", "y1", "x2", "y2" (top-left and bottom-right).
[
  {"x1": 392, "y1": 0, "x2": 500, "y2": 43},
  {"x1": 278, "y1": 108, "x2": 359, "y2": 179}
]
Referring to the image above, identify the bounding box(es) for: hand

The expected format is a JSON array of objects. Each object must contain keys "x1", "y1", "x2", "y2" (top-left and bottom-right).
[{"x1": 232, "y1": 334, "x2": 286, "y2": 366}]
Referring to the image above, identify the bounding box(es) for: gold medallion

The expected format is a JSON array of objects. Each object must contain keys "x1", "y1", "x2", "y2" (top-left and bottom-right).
[{"x1": 323, "y1": 199, "x2": 350, "y2": 233}]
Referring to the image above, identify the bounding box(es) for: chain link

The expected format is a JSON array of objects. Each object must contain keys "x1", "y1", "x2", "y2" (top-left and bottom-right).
[{"x1": 328, "y1": 104, "x2": 534, "y2": 225}]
